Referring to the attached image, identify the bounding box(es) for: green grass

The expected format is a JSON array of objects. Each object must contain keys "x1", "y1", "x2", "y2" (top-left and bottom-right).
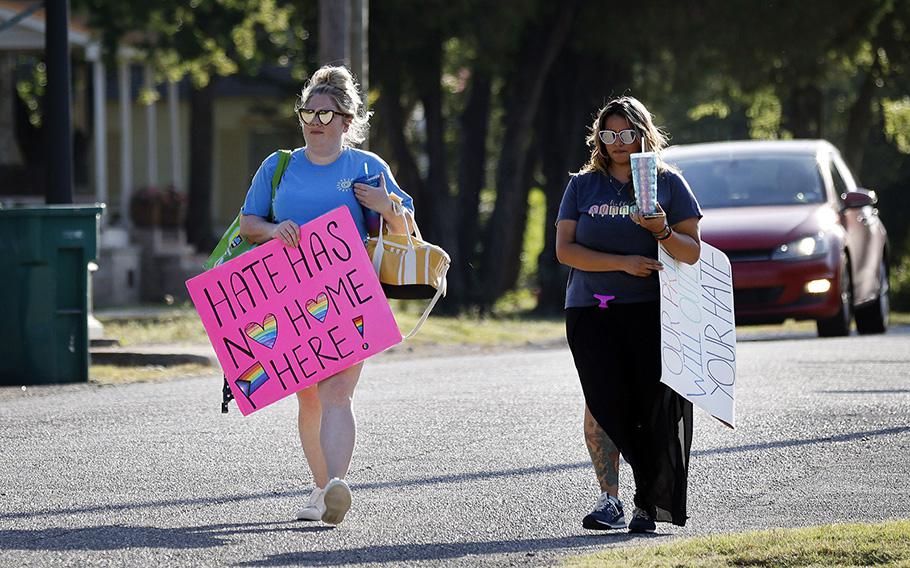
[
  {"x1": 392, "y1": 311, "x2": 564, "y2": 348},
  {"x1": 564, "y1": 520, "x2": 910, "y2": 567},
  {"x1": 98, "y1": 305, "x2": 910, "y2": 350},
  {"x1": 97, "y1": 305, "x2": 565, "y2": 349},
  {"x1": 97, "y1": 311, "x2": 208, "y2": 346}
]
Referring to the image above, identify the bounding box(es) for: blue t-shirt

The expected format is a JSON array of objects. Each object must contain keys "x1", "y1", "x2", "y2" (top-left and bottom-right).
[
  {"x1": 557, "y1": 169, "x2": 702, "y2": 308},
  {"x1": 242, "y1": 147, "x2": 414, "y2": 240}
]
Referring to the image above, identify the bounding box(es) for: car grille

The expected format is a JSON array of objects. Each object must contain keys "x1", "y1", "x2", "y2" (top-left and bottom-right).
[
  {"x1": 726, "y1": 249, "x2": 773, "y2": 262},
  {"x1": 734, "y1": 286, "x2": 784, "y2": 306}
]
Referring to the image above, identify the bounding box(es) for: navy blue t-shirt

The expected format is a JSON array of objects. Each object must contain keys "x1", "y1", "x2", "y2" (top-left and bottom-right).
[{"x1": 557, "y1": 169, "x2": 702, "y2": 308}]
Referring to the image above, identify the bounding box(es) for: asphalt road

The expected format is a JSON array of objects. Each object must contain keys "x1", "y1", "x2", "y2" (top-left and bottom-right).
[{"x1": 2, "y1": 326, "x2": 909, "y2": 567}]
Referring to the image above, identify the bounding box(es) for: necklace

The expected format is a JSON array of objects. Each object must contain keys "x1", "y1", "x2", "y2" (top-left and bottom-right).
[{"x1": 607, "y1": 174, "x2": 629, "y2": 196}]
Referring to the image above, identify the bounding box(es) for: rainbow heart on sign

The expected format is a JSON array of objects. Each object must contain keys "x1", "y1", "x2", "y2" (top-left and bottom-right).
[
  {"x1": 306, "y1": 293, "x2": 330, "y2": 323},
  {"x1": 244, "y1": 313, "x2": 278, "y2": 348}
]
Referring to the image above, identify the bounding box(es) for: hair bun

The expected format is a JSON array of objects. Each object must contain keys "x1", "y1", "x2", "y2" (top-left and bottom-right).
[{"x1": 310, "y1": 66, "x2": 352, "y2": 92}]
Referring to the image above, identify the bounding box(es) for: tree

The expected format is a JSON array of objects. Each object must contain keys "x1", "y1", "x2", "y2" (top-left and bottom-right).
[
  {"x1": 73, "y1": 0, "x2": 309, "y2": 249},
  {"x1": 476, "y1": 0, "x2": 582, "y2": 307}
]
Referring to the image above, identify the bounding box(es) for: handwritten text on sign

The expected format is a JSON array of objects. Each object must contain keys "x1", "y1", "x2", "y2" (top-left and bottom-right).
[
  {"x1": 658, "y1": 242, "x2": 736, "y2": 428},
  {"x1": 186, "y1": 207, "x2": 402, "y2": 416}
]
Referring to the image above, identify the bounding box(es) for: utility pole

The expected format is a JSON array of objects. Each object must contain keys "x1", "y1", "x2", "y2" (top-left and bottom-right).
[
  {"x1": 319, "y1": 0, "x2": 350, "y2": 66},
  {"x1": 45, "y1": 0, "x2": 74, "y2": 204},
  {"x1": 350, "y1": 0, "x2": 368, "y2": 94}
]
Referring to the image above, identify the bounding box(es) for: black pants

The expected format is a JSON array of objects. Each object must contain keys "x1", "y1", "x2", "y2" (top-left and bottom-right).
[{"x1": 566, "y1": 302, "x2": 692, "y2": 526}]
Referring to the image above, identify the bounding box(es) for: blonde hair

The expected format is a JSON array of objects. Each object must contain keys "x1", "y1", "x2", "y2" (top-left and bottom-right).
[
  {"x1": 296, "y1": 65, "x2": 370, "y2": 147},
  {"x1": 578, "y1": 96, "x2": 674, "y2": 176}
]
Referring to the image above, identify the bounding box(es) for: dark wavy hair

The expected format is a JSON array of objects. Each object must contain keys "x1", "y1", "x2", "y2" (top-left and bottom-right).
[{"x1": 577, "y1": 96, "x2": 674, "y2": 176}]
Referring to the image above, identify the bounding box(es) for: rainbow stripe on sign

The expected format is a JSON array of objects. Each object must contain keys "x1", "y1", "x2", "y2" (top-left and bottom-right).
[
  {"x1": 244, "y1": 313, "x2": 278, "y2": 348},
  {"x1": 236, "y1": 362, "x2": 270, "y2": 399},
  {"x1": 306, "y1": 293, "x2": 329, "y2": 323},
  {"x1": 353, "y1": 315, "x2": 364, "y2": 337}
]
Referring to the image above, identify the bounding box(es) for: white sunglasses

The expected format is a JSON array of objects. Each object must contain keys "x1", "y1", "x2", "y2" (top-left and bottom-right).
[{"x1": 598, "y1": 129, "x2": 638, "y2": 145}]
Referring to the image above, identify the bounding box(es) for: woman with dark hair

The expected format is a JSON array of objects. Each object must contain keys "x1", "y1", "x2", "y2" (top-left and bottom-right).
[
  {"x1": 555, "y1": 96, "x2": 702, "y2": 533},
  {"x1": 240, "y1": 65, "x2": 414, "y2": 525}
]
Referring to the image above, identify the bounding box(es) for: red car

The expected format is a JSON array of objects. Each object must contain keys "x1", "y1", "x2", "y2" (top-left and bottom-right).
[{"x1": 664, "y1": 140, "x2": 890, "y2": 337}]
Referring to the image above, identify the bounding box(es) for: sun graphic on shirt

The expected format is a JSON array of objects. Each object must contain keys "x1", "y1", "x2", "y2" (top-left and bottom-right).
[{"x1": 337, "y1": 178, "x2": 354, "y2": 192}]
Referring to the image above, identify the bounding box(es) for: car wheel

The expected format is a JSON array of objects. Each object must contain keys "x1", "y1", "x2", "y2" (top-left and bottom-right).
[
  {"x1": 817, "y1": 257, "x2": 853, "y2": 337},
  {"x1": 855, "y1": 258, "x2": 889, "y2": 335}
]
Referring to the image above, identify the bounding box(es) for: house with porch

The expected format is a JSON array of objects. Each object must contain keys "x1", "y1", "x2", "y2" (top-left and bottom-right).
[{"x1": 0, "y1": 0, "x2": 302, "y2": 307}]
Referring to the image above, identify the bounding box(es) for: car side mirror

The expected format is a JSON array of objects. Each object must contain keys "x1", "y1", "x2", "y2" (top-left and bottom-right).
[{"x1": 842, "y1": 189, "x2": 877, "y2": 208}]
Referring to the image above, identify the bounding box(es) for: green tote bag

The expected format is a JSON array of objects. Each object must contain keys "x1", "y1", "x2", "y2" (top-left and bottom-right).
[{"x1": 203, "y1": 150, "x2": 292, "y2": 270}]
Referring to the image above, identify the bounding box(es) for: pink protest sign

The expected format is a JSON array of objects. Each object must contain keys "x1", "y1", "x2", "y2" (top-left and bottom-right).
[{"x1": 186, "y1": 207, "x2": 402, "y2": 415}]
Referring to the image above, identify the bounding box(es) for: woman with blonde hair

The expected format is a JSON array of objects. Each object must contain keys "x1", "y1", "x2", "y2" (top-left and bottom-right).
[
  {"x1": 555, "y1": 96, "x2": 702, "y2": 533},
  {"x1": 240, "y1": 65, "x2": 414, "y2": 525}
]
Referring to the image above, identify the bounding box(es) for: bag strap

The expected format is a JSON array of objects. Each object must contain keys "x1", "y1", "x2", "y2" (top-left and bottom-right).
[
  {"x1": 402, "y1": 277, "x2": 447, "y2": 340},
  {"x1": 371, "y1": 193, "x2": 416, "y2": 273},
  {"x1": 268, "y1": 150, "x2": 293, "y2": 222},
  {"x1": 367, "y1": 195, "x2": 445, "y2": 340}
]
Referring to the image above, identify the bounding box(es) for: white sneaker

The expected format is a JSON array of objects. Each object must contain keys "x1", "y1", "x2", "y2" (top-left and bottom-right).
[
  {"x1": 295, "y1": 487, "x2": 325, "y2": 521},
  {"x1": 321, "y1": 478, "x2": 352, "y2": 525}
]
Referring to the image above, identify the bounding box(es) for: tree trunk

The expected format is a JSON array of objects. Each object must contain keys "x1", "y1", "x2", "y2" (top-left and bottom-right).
[
  {"x1": 535, "y1": 52, "x2": 626, "y2": 314},
  {"x1": 477, "y1": 0, "x2": 581, "y2": 307},
  {"x1": 186, "y1": 80, "x2": 216, "y2": 250},
  {"x1": 842, "y1": 65, "x2": 879, "y2": 176},
  {"x1": 452, "y1": 67, "x2": 492, "y2": 307},
  {"x1": 843, "y1": 14, "x2": 888, "y2": 176},
  {"x1": 417, "y1": 39, "x2": 446, "y2": 244},
  {"x1": 416, "y1": 39, "x2": 460, "y2": 312},
  {"x1": 785, "y1": 84, "x2": 823, "y2": 138},
  {"x1": 500, "y1": 151, "x2": 537, "y2": 295},
  {"x1": 377, "y1": 75, "x2": 425, "y2": 214},
  {"x1": 0, "y1": 54, "x2": 23, "y2": 166},
  {"x1": 536, "y1": 54, "x2": 584, "y2": 314}
]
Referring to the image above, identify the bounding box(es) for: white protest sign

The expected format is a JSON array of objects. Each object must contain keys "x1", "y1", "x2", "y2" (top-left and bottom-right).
[{"x1": 658, "y1": 241, "x2": 736, "y2": 429}]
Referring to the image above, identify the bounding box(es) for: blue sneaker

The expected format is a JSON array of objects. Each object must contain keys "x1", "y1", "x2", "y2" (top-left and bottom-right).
[
  {"x1": 582, "y1": 492, "x2": 627, "y2": 530},
  {"x1": 628, "y1": 507, "x2": 656, "y2": 533}
]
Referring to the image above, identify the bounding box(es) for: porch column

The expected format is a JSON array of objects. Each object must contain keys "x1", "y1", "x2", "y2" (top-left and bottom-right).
[
  {"x1": 144, "y1": 64, "x2": 158, "y2": 188},
  {"x1": 88, "y1": 44, "x2": 107, "y2": 223},
  {"x1": 118, "y1": 58, "x2": 133, "y2": 228},
  {"x1": 167, "y1": 80, "x2": 181, "y2": 189}
]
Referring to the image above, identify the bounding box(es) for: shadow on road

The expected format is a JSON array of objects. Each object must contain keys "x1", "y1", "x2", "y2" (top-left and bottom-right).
[
  {"x1": 0, "y1": 521, "x2": 331, "y2": 551},
  {"x1": 738, "y1": 323, "x2": 910, "y2": 343},
  {"x1": 691, "y1": 425, "x2": 910, "y2": 457},
  {"x1": 819, "y1": 389, "x2": 910, "y2": 394},
  {"x1": 232, "y1": 533, "x2": 668, "y2": 567},
  {"x1": 2, "y1": 426, "x2": 907, "y2": 524}
]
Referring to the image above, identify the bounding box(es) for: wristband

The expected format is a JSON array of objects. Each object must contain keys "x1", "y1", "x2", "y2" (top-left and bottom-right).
[{"x1": 654, "y1": 225, "x2": 673, "y2": 241}]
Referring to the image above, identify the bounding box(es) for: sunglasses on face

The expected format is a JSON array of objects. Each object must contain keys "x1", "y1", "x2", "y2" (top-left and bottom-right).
[
  {"x1": 297, "y1": 108, "x2": 351, "y2": 126},
  {"x1": 598, "y1": 129, "x2": 639, "y2": 145}
]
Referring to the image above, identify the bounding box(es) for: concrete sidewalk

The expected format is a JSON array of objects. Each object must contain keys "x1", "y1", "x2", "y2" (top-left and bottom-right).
[{"x1": 89, "y1": 343, "x2": 219, "y2": 367}]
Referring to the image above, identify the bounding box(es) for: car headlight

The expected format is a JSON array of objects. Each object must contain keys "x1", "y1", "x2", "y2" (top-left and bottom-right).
[{"x1": 771, "y1": 234, "x2": 829, "y2": 260}]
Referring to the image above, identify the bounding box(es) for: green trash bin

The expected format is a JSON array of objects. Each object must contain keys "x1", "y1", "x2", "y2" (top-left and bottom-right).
[{"x1": 0, "y1": 205, "x2": 104, "y2": 386}]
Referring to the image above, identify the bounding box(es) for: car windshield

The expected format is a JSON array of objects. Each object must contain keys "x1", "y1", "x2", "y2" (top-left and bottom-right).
[{"x1": 670, "y1": 154, "x2": 825, "y2": 208}]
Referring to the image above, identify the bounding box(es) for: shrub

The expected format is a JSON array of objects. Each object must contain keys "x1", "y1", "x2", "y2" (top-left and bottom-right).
[{"x1": 890, "y1": 254, "x2": 910, "y2": 311}]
